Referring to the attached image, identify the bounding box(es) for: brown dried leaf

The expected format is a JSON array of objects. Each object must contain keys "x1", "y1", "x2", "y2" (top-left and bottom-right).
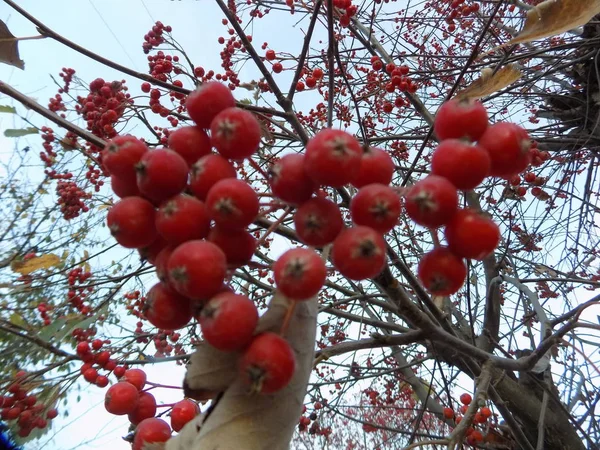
[
  {"x1": 454, "y1": 65, "x2": 522, "y2": 101},
  {"x1": 11, "y1": 254, "x2": 61, "y2": 275},
  {"x1": 505, "y1": 0, "x2": 600, "y2": 46},
  {"x1": 0, "y1": 20, "x2": 24, "y2": 70},
  {"x1": 170, "y1": 293, "x2": 317, "y2": 450}
]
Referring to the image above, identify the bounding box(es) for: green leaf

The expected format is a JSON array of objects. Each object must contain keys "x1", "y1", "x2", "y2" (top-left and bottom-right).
[
  {"x1": 4, "y1": 127, "x2": 38, "y2": 138},
  {"x1": 0, "y1": 105, "x2": 16, "y2": 113},
  {"x1": 239, "y1": 98, "x2": 253, "y2": 105},
  {"x1": 9, "y1": 312, "x2": 25, "y2": 328}
]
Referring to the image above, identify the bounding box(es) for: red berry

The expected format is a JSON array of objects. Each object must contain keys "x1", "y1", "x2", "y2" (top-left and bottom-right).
[
  {"x1": 294, "y1": 197, "x2": 344, "y2": 247},
  {"x1": 136, "y1": 148, "x2": 189, "y2": 204},
  {"x1": 312, "y1": 68, "x2": 324, "y2": 79},
  {"x1": 272, "y1": 62, "x2": 283, "y2": 73},
  {"x1": 95, "y1": 351, "x2": 111, "y2": 366},
  {"x1": 167, "y1": 240, "x2": 227, "y2": 300},
  {"x1": 83, "y1": 368, "x2": 98, "y2": 383},
  {"x1": 210, "y1": 107, "x2": 261, "y2": 160},
  {"x1": 444, "y1": 209, "x2": 500, "y2": 260},
  {"x1": 269, "y1": 154, "x2": 317, "y2": 205},
  {"x1": 265, "y1": 49, "x2": 276, "y2": 61},
  {"x1": 207, "y1": 226, "x2": 257, "y2": 267},
  {"x1": 480, "y1": 406, "x2": 492, "y2": 418},
  {"x1": 199, "y1": 292, "x2": 259, "y2": 351},
  {"x1": 443, "y1": 407, "x2": 454, "y2": 419},
  {"x1": 304, "y1": 129, "x2": 363, "y2": 187},
  {"x1": 144, "y1": 282, "x2": 193, "y2": 330},
  {"x1": 189, "y1": 154, "x2": 237, "y2": 201},
  {"x1": 352, "y1": 147, "x2": 394, "y2": 188},
  {"x1": 107, "y1": 197, "x2": 157, "y2": 249},
  {"x1": 76, "y1": 341, "x2": 90, "y2": 355},
  {"x1": 206, "y1": 179, "x2": 259, "y2": 230},
  {"x1": 110, "y1": 173, "x2": 141, "y2": 198},
  {"x1": 133, "y1": 418, "x2": 172, "y2": 450},
  {"x1": 114, "y1": 366, "x2": 127, "y2": 378},
  {"x1": 350, "y1": 184, "x2": 401, "y2": 233},
  {"x1": 170, "y1": 400, "x2": 199, "y2": 433},
  {"x1": 92, "y1": 339, "x2": 103, "y2": 350},
  {"x1": 274, "y1": 248, "x2": 327, "y2": 301},
  {"x1": 404, "y1": 176, "x2": 458, "y2": 229},
  {"x1": 478, "y1": 122, "x2": 531, "y2": 179},
  {"x1": 96, "y1": 375, "x2": 109, "y2": 388},
  {"x1": 417, "y1": 247, "x2": 466, "y2": 296},
  {"x1": 138, "y1": 236, "x2": 168, "y2": 265},
  {"x1": 430, "y1": 139, "x2": 491, "y2": 190},
  {"x1": 460, "y1": 393, "x2": 472, "y2": 405},
  {"x1": 240, "y1": 332, "x2": 296, "y2": 394},
  {"x1": 102, "y1": 136, "x2": 148, "y2": 179},
  {"x1": 186, "y1": 82, "x2": 235, "y2": 129},
  {"x1": 105, "y1": 382, "x2": 139, "y2": 415},
  {"x1": 167, "y1": 126, "x2": 212, "y2": 167},
  {"x1": 332, "y1": 226, "x2": 387, "y2": 280},
  {"x1": 156, "y1": 194, "x2": 210, "y2": 246},
  {"x1": 123, "y1": 369, "x2": 147, "y2": 391},
  {"x1": 128, "y1": 391, "x2": 157, "y2": 425},
  {"x1": 434, "y1": 99, "x2": 489, "y2": 141}
]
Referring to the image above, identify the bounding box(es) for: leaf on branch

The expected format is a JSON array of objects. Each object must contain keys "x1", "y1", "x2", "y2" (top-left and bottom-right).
[
  {"x1": 183, "y1": 342, "x2": 238, "y2": 402},
  {"x1": 4, "y1": 127, "x2": 38, "y2": 138},
  {"x1": 0, "y1": 20, "x2": 25, "y2": 70},
  {"x1": 504, "y1": 0, "x2": 600, "y2": 47},
  {"x1": 0, "y1": 105, "x2": 16, "y2": 114},
  {"x1": 454, "y1": 65, "x2": 522, "y2": 101},
  {"x1": 9, "y1": 312, "x2": 26, "y2": 328},
  {"x1": 11, "y1": 253, "x2": 61, "y2": 275}
]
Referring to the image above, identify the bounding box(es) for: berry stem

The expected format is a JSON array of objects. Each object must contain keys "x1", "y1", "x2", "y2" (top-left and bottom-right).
[{"x1": 279, "y1": 300, "x2": 297, "y2": 337}]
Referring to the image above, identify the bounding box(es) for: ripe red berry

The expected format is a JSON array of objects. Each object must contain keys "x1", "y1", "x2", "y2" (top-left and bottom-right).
[
  {"x1": 156, "y1": 194, "x2": 210, "y2": 246},
  {"x1": 210, "y1": 107, "x2": 261, "y2": 160},
  {"x1": 350, "y1": 184, "x2": 401, "y2": 233},
  {"x1": 332, "y1": 226, "x2": 387, "y2": 280},
  {"x1": 207, "y1": 226, "x2": 257, "y2": 267},
  {"x1": 444, "y1": 209, "x2": 500, "y2": 260},
  {"x1": 83, "y1": 368, "x2": 99, "y2": 383},
  {"x1": 139, "y1": 236, "x2": 168, "y2": 265},
  {"x1": 480, "y1": 406, "x2": 492, "y2": 418},
  {"x1": 167, "y1": 126, "x2": 212, "y2": 167},
  {"x1": 417, "y1": 247, "x2": 466, "y2": 296},
  {"x1": 199, "y1": 292, "x2": 259, "y2": 351},
  {"x1": 123, "y1": 369, "x2": 147, "y2": 391},
  {"x1": 114, "y1": 366, "x2": 127, "y2": 378},
  {"x1": 274, "y1": 248, "x2": 327, "y2": 301},
  {"x1": 265, "y1": 49, "x2": 276, "y2": 60},
  {"x1": 107, "y1": 197, "x2": 157, "y2": 249},
  {"x1": 96, "y1": 375, "x2": 109, "y2": 388},
  {"x1": 269, "y1": 153, "x2": 317, "y2": 205},
  {"x1": 430, "y1": 139, "x2": 491, "y2": 190},
  {"x1": 478, "y1": 122, "x2": 531, "y2": 179},
  {"x1": 189, "y1": 154, "x2": 237, "y2": 201},
  {"x1": 205, "y1": 179, "x2": 259, "y2": 230},
  {"x1": 133, "y1": 417, "x2": 172, "y2": 450},
  {"x1": 170, "y1": 399, "x2": 199, "y2": 432},
  {"x1": 294, "y1": 196, "x2": 344, "y2": 247},
  {"x1": 105, "y1": 382, "x2": 139, "y2": 415},
  {"x1": 460, "y1": 393, "x2": 472, "y2": 405},
  {"x1": 102, "y1": 135, "x2": 148, "y2": 179},
  {"x1": 136, "y1": 148, "x2": 189, "y2": 204},
  {"x1": 304, "y1": 128, "x2": 363, "y2": 187},
  {"x1": 167, "y1": 240, "x2": 227, "y2": 300},
  {"x1": 128, "y1": 391, "x2": 157, "y2": 426},
  {"x1": 240, "y1": 332, "x2": 296, "y2": 394},
  {"x1": 144, "y1": 282, "x2": 193, "y2": 330},
  {"x1": 186, "y1": 81, "x2": 235, "y2": 129},
  {"x1": 95, "y1": 351, "x2": 111, "y2": 366},
  {"x1": 434, "y1": 99, "x2": 489, "y2": 141},
  {"x1": 352, "y1": 147, "x2": 395, "y2": 188},
  {"x1": 404, "y1": 175, "x2": 458, "y2": 229},
  {"x1": 443, "y1": 407, "x2": 454, "y2": 419},
  {"x1": 76, "y1": 341, "x2": 90, "y2": 355},
  {"x1": 272, "y1": 62, "x2": 283, "y2": 73},
  {"x1": 110, "y1": 173, "x2": 141, "y2": 198},
  {"x1": 46, "y1": 408, "x2": 58, "y2": 420}
]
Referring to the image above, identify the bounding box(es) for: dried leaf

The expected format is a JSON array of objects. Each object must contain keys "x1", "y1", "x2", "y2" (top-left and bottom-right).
[
  {"x1": 505, "y1": 0, "x2": 600, "y2": 46},
  {"x1": 11, "y1": 254, "x2": 61, "y2": 275},
  {"x1": 454, "y1": 65, "x2": 522, "y2": 101},
  {"x1": 0, "y1": 20, "x2": 24, "y2": 70}
]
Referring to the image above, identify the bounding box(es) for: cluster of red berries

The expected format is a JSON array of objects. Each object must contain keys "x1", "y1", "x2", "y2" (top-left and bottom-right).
[
  {"x1": 371, "y1": 57, "x2": 417, "y2": 95},
  {"x1": 103, "y1": 81, "x2": 300, "y2": 395},
  {"x1": 332, "y1": 0, "x2": 358, "y2": 27},
  {"x1": 0, "y1": 371, "x2": 58, "y2": 438},
  {"x1": 142, "y1": 21, "x2": 173, "y2": 54},
  {"x1": 36, "y1": 302, "x2": 52, "y2": 326},
  {"x1": 77, "y1": 340, "x2": 117, "y2": 388},
  {"x1": 442, "y1": 0, "x2": 480, "y2": 33},
  {"x1": 56, "y1": 180, "x2": 91, "y2": 220},
  {"x1": 103, "y1": 367, "x2": 200, "y2": 449},
  {"x1": 404, "y1": 98, "x2": 531, "y2": 296},
  {"x1": 75, "y1": 78, "x2": 132, "y2": 139},
  {"x1": 443, "y1": 393, "x2": 495, "y2": 445},
  {"x1": 66, "y1": 267, "x2": 94, "y2": 315}
]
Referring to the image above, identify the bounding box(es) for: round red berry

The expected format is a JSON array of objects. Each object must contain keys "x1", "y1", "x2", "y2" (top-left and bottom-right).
[
  {"x1": 207, "y1": 226, "x2": 257, "y2": 267},
  {"x1": 167, "y1": 126, "x2": 212, "y2": 167},
  {"x1": 434, "y1": 99, "x2": 489, "y2": 142},
  {"x1": 274, "y1": 248, "x2": 327, "y2": 301},
  {"x1": 460, "y1": 393, "x2": 472, "y2": 405},
  {"x1": 136, "y1": 148, "x2": 188, "y2": 204},
  {"x1": 107, "y1": 197, "x2": 157, "y2": 249},
  {"x1": 210, "y1": 107, "x2": 261, "y2": 160},
  {"x1": 350, "y1": 184, "x2": 401, "y2": 233},
  {"x1": 105, "y1": 382, "x2": 139, "y2": 415},
  {"x1": 144, "y1": 282, "x2": 193, "y2": 330},
  {"x1": 170, "y1": 399, "x2": 199, "y2": 432},
  {"x1": 444, "y1": 209, "x2": 500, "y2": 260},
  {"x1": 128, "y1": 391, "x2": 157, "y2": 426},
  {"x1": 269, "y1": 153, "x2": 317, "y2": 205},
  {"x1": 478, "y1": 122, "x2": 531, "y2": 179},
  {"x1": 102, "y1": 135, "x2": 148, "y2": 179},
  {"x1": 417, "y1": 247, "x2": 466, "y2": 296},
  {"x1": 294, "y1": 196, "x2": 344, "y2": 247},
  {"x1": 205, "y1": 179, "x2": 259, "y2": 230},
  {"x1": 186, "y1": 82, "x2": 235, "y2": 129},
  {"x1": 352, "y1": 147, "x2": 395, "y2": 188},
  {"x1": 133, "y1": 418, "x2": 171, "y2": 450},
  {"x1": 430, "y1": 139, "x2": 491, "y2": 190},
  {"x1": 122, "y1": 369, "x2": 147, "y2": 391},
  {"x1": 156, "y1": 194, "x2": 210, "y2": 246},
  {"x1": 404, "y1": 176, "x2": 458, "y2": 229},
  {"x1": 189, "y1": 154, "x2": 237, "y2": 201},
  {"x1": 332, "y1": 226, "x2": 387, "y2": 280}
]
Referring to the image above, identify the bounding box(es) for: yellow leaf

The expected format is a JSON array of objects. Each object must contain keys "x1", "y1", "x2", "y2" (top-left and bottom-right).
[
  {"x1": 503, "y1": 0, "x2": 600, "y2": 47},
  {"x1": 11, "y1": 254, "x2": 61, "y2": 275},
  {"x1": 9, "y1": 312, "x2": 25, "y2": 327},
  {"x1": 454, "y1": 65, "x2": 522, "y2": 101}
]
